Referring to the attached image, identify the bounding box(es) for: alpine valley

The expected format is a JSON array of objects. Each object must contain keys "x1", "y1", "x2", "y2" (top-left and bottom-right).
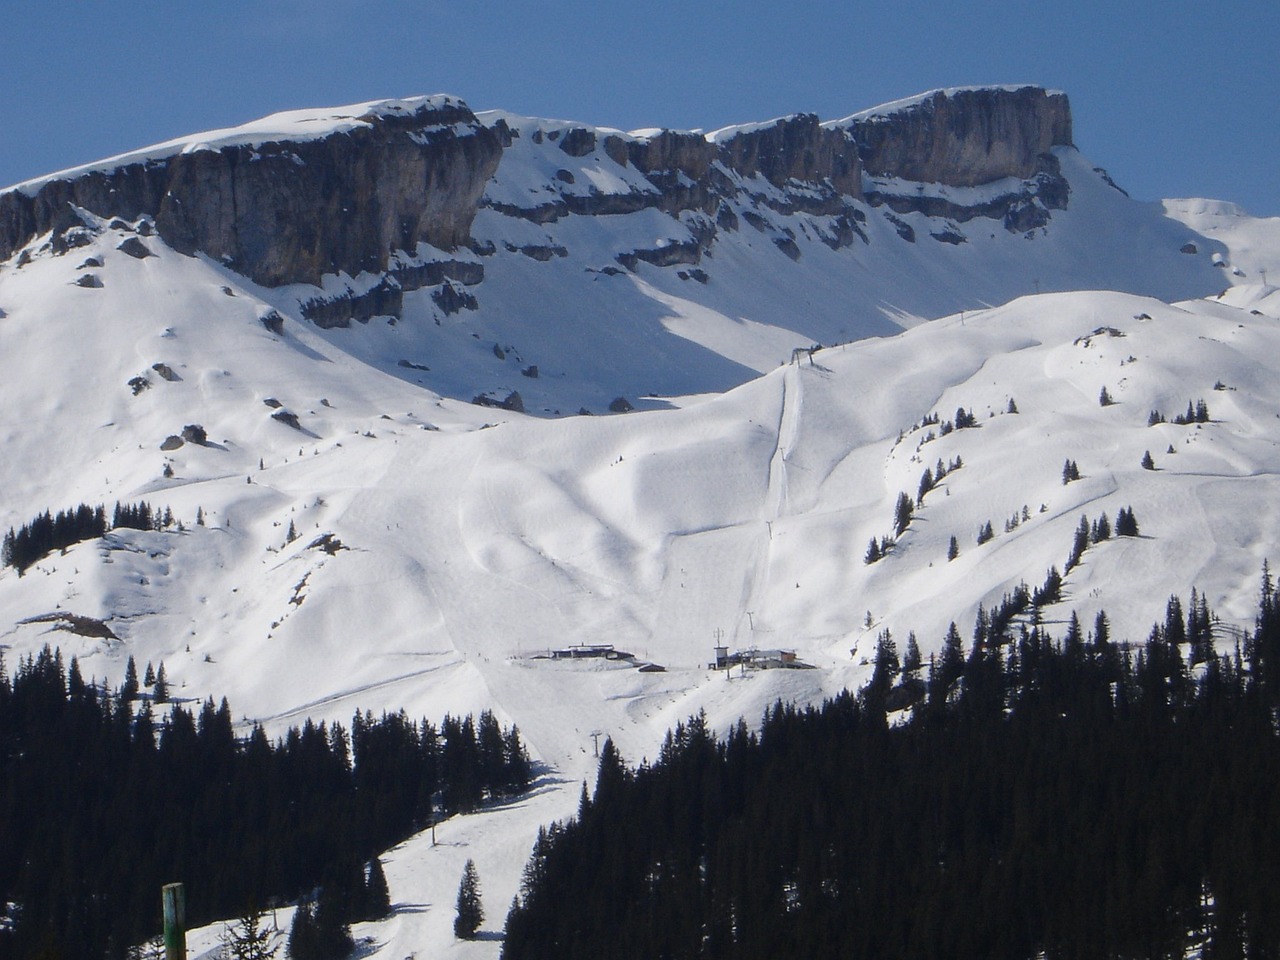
[{"x1": 2, "y1": 85, "x2": 1279, "y2": 959}]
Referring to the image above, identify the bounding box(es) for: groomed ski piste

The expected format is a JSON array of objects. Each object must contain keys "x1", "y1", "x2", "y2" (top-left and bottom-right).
[{"x1": 1, "y1": 92, "x2": 1279, "y2": 958}]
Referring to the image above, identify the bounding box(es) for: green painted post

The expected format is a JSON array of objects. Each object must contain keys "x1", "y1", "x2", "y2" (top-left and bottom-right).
[{"x1": 162, "y1": 883, "x2": 186, "y2": 960}]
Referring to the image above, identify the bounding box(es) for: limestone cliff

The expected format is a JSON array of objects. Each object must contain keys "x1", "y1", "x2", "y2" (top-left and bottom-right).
[
  {"x1": 845, "y1": 86, "x2": 1072, "y2": 187},
  {"x1": 0, "y1": 86, "x2": 1077, "y2": 325},
  {"x1": 0, "y1": 99, "x2": 502, "y2": 288}
]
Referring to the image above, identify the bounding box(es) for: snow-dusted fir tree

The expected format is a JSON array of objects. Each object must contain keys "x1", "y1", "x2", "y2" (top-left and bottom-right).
[{"x1": 454, "y1": 859, "x2": 484, "y2": 940}]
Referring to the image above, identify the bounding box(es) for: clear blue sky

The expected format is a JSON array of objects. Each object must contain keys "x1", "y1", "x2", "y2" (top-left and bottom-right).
[{"x1": 3, "y1": 0, "x2": 1277, "y2": 216}]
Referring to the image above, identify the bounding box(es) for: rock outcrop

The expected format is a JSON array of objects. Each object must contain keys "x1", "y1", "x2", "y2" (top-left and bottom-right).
[
  {"x1": 845, "y1": 86, "x2": 1072, "y2": 187},
  {"x1": 1, "y1": 85, "x2": 1078, "y2": 324},
  {"x1": 0, "y1": 99, "x2": 503, "y2": 288}
]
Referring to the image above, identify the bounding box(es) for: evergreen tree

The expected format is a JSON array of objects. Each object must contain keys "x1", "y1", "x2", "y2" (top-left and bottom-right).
[
  {"x1": 947, "y1": 535, "x2": 959, "y2": 561},
  {"x1": 976, "y1": 521, "x2": 994, "y2": 545},
  {"x1": 1092, "y1": 512, "x2": 1111, "y2": 543},
  {"x1": 143, "y1": 662, "x2": 156, "y2": 687},
  {"x1": 364, "y1": 859, "x2": 392, "y2": 921},
  {"x1": 220, "y1": 908, "x2": 277, "y2": 960},
  {"x1": 893, "y1": 491, "x2": 914, "y2": 537},
  {"x1": 1099, "y1": 385, "x2": 1114, "y2": 406},
  {"x1": 153, "y1": 662, "x2": 169, "y2": 704},
  {"x1": 121, "y1": 656, "x2": 140, "y2": 703},
  {"x1": 864, "y1": 537, "x2": 881, "y2": 565},
  {"x1": 1141, "y1": 450, "x2": 1156, "y2": 470},
  {"x1": 1007, "y1": 397, "x2": 1019, "y2": 414},
  {"x1": 454, "y1": 860, "x2": 484, "y2": 940}
]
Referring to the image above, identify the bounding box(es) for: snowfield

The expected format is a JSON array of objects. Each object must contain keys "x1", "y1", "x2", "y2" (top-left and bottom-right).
[{"x1": 1, "y1": 96, "x2": 1279, "y2": 960}]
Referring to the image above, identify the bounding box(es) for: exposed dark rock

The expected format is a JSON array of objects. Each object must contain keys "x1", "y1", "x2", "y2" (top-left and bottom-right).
[
  {"x1": 677, "y1": 268, "x2": 710, "y2": 283},
  {"x1": 1181, "y1": 242, "x2": 1198, "y2": 254},
  {"x1": 271, "y1": 410, "x2": 303, "y2": 430},
  {"x1": 774, "y1": 237, "x2": 802, "y2": 260},
  {"x1": 160, "y1": 435, "x2": 184, "y2": 451},
  {"x1": 51, "y1": 226, "x2": 95, "y2": 254},
  {"x1": 554, "y1": 169, "x2": 576, "y2": 184},
  {"x1": 20, "y1": 612, "x2": 118, "y2": 640},
  {"x1": 507, "y1": 242, "x2": 568, "y2": 261},
  {"x1": 717, "y1": 114, "x2": 862, "y2": 196},
  {"x1": 308, "y1": 533, "x2": 346, "y2": 554},
  {"x1": 493, "y1": 343, "x2": 506, "y2": 360},
  {"x1": 716, "y1": 203, "x2": 739, "y2": 231},
  {"x1": 75, "y1": 273, "x2": 103, "y2": 288},
  {"x1": 616, "y1": 238, "x2": 702, "y2": 271},
  {"x1": 472, "y1": 391, "x2": 524, "y2": 413},
  {"x1": 128, "y1": 376, "x2": 150, "y2": 396},
  {"x1": 522, "y1": 364, "x2": 539, "y2": 378},
  {"x1": 608, "y1": 396, "x2": 634, "y2": 413},
  {"x1": 930, "y1": 228, "x2": 967, "y2": 245},
  {"x1": 558, "y1": 127, "x2": 597, "y2": 157},
  {"x1": 260, "y1": 310, "x2": 285, "y2": 335},
  {"x1": 181, "y1": 424, "x2": 207, "y2": 445},
  {"x1": 850, "y1": 87, "x2": 1072, "y2": 187},
  {"x1": 117, "y1": 236, "x2": 153, "y2": 259},
  {"x1": 602, "y1": 136, "x2": 629, "y2": 166},
  {"x1": 398, "y1": 359, "x2": 430, "y2": 371},
  {"x1": 433, "y1": 282, "x2": 478, "y2": 315},
  {"x1": 884, "y1": 212, "x2": 915, "y2": 243},
  {"x1": 0, "y1": 99, "x2": 503, "y2": 288},
  {"x1": 263, "y1": 397, "x2": 283, "y2": 408},
  {"x1": 151, "y1": 362, "x2": 181, "y2": 382},
  {"x1": 77, "y1": 255, "x2": 104, "y2": 268}
]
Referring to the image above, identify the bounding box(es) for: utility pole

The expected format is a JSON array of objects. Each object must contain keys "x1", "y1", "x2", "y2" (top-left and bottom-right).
[{"x1": 162, "y1": 883, "x2": 186, "y2": 960}]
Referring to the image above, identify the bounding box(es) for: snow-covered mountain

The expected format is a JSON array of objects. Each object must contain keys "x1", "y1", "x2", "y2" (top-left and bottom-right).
[{"x1": 2, "y1": 85, "x2": 1278, "y2": 958}]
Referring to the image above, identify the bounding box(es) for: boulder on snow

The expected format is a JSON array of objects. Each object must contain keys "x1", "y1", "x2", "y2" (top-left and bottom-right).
[
  {"x1": 75, "y1": 273, "x2": 103, "y2": 288},
  {"x1": 1181, "y1": 242, "x2": 1198, "y2": 254},
  {"x1": 609, "y1": 396, "x2": 634, "y2": 413},
  {"x1": 151, "y1": 362, "x2": 181, "y2": 382},
  {"x1": 160, "y1": 435, "x2": 184, "y2": 451},
  {"x1": 260, "y1": 311, "x2": 285, "y2": 336},
  {"x1": 271, "y1": 410, "x2": 303, "y2": 431},
  {"x1": 181, "y1": 424, "x2": 207, "y2": 445},
  {"x1": 117, "y1": 236, "x2": 153, "y2": 259}
]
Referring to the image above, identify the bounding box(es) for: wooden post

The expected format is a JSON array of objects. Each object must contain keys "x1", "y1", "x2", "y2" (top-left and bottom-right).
[{"x1": 162, "y1": 883, "x2": 186, "y2": 960}]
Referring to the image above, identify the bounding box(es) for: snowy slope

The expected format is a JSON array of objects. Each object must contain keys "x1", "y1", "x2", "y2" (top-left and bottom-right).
[
  {"x1": 4, "y1": 220, "x2": 1280, "y2": 958},
  {"x1": 2, "y1": 93, "x2": 1280, "y2": 960}
]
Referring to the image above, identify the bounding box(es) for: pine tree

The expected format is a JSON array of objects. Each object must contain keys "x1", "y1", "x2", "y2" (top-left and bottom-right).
[
  {"x1": 864, "y1": 537, "x2": 881, "y2": 565},
  {"x1": 976, "y1": 521, "x2": 994, "y2": 545},
  {"x1": 1141, "y1": 450, "x2": 1156, "y2": 470},
  {"x1": 364, "y1": 858, "x2": 392, "y2": 921},
  {"x1": 219, "y1": 908, "x2": 277, "y2": 960},
  {"x1": 121, "y1": 656, "x2": 140, "y2": 703},
  {"x1": 153, "y1": 662, "x2": 169, "y2": 704},
  {"x1": 1007, "y1": 397, "x2": 1019, "y2": 414},
  {"x1": 196, "y1": 506, "x2": 206, "y2": 527},
  {"x1": 454, "y1": 859, "x2": 484, "y2": 940},
  {"x1": 894, "y1": 492, "x2": 914, "y2": 537},
  {"x1": 143, "y1": 662, "x2": 156, "y2": 687},
  {"x1": 1099, "y1": 386, "x2": 1114, "y2": 406},
  {"x1": 947, "y1": 536, "x2": 959, "y2": 561}
]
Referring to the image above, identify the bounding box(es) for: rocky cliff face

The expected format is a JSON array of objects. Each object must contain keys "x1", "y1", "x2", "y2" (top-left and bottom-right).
[
  {"x1": 846, "y1": 86, "x2": 1072, "y2": 187},
  {"x1": 1, "y1": 86, "x2": 1076, "y2": 325},
  {"x1": 0, "y1": 99, "x2": 502, "y2": 288}
]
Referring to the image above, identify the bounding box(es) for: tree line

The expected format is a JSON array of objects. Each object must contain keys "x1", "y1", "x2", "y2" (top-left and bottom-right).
[
  {"x1": 0, "y1": 652, "x2": 532, "y2": 959},
  {"x1": 2, "y1": 501, "x2": 177, "y2": 575},
  {"x1": 502, "y1": 567, "x2": 1280, "y2": 960}
]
